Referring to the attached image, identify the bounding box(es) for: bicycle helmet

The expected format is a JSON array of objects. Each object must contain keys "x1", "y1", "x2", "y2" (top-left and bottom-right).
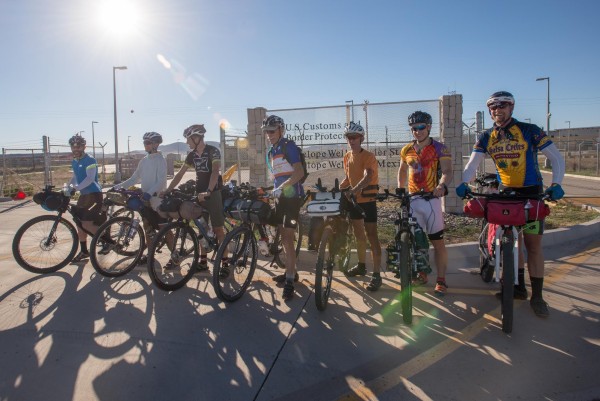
[
  {"x1": 143, "y1": 131, "x2": 163, "y2": 144},
  {"x1": 183, "y1": 124, "x2": 206, "y2": 138},
  {"x1": 68, "y1": 133, "x2": 86, "y2": 146},
  {"x1": 344, "y1": 121, "x2": 364, "y2": 137},
  {"x1": 408, "y1": 111, "x2": 433, "y2": 125},
  {"x1": 486, "y1": 91, "x2": 515, "y2": 107},
  {"x1": 261, "y1": 115, "x2": 286, "y2": 132}
]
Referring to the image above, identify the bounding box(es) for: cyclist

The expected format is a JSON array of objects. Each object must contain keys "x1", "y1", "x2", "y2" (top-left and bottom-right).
[
  {"x1": 456, "y1": 91, "x2": 565, "y2": 317},
  {"x1": 397, "y1": 111, "x2": 453, "y2": 296},
  {"x1": 113, "y1": 131, "x2": 168, "y2": 263},
  {"x1": 67, "y1": 133, "x2": 104, "y2": 262},
  {"x1": 340, "y1": 121, "x2": 383, "y2": 291},
  {"x1": 263, "y1": 115, "x2": 305, "y2": 301},
  {"x1": 162, "y1": 124, "x2": 227, "y2": 271}
]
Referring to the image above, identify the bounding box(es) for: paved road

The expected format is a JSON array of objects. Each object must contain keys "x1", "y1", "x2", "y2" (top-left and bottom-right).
[{"x1": 0, "y1": 198, "x2": 599, "y2": 400}]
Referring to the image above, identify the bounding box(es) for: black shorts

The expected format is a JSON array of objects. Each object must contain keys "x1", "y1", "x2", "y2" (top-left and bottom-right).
[
  {"x1": 271, "y1": 196, "x2": 303, "y2": 229},
  {"x1": 348, "y1": 201, "x2": 377, "y2": 223}
]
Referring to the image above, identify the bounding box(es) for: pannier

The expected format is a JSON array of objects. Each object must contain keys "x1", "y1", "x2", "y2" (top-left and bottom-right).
[{"x1": 224, "y1": 198, "x2": 272, "y2": 224}]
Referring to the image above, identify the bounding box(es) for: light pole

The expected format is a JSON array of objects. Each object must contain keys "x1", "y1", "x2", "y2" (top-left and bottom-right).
[
  {"x1": 91, "y1": 121, "x2": 98, "y2": 158},
  {"x1": 98, "y1": 142, "x2": 107, "y2": 185},
  {"x1": 536, "y1": 77, "x2": 550, "y2": 167},
  {"x1": 565, "y1": 120, "x2": 571, "y2": 154},
  {"x1": 345, "y1": 100, "x2": 354, "y2": 122},
  {"x1": 128, "y1": 136, "x2": 131, "y2": 157},
  {"x1": 113, "y1": 66, "x2": 127, "y2": 183}
]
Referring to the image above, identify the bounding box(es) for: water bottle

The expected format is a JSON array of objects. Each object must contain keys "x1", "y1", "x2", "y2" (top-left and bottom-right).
[
  {"x1": 414, "y1": 226, "x2": 430, "y2": 271},
  {"x1": 62, "y1": 183, "x2": 69, "y2": 196},
  {"x1": 128, "y1": 218, "x2": 140, "y2": 239},
  {"x1": 258, "y1": 237, "x2": 270, "y2": 256}
]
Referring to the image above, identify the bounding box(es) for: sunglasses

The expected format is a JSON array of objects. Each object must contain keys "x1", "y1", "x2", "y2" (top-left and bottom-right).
[
  {"x1": 410, "y1": 124, "x2": 427, "y2": 132},
  {"x1": 346, "y1": 135, "x2": 361, "y2": 141},
  {"x1": 489, "y1": 102, "x2": 510, "y2": 111}
]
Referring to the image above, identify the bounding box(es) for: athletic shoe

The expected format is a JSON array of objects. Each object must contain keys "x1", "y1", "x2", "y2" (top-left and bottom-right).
[
  {"x1": 345, "y1": 263, "x2": 366, "y2": 277},
  {"x1": 495, "y1": 286, "x2": 528, "y2": 300},
  {"x1": 530, "y1": 297, "x2": 549, "y2": 317},
  {"x1": 434, "y1": 281, "x2": 448, "y2": 296},
  {"x1": 71, "y1": 251, "x2": 90, "y2": 263},
  {"x1": 282, "y1": 281, "x2": 294, "y2": 300},
  {"x1": 412, "y1": 272, "x2": 428, "y2": 286},
  {"x1": 272, "y1": 272, "x2": 299, "y2": 283},
  {"x1": 366, "y1": 276, "x2": 382, "y2": 291}
]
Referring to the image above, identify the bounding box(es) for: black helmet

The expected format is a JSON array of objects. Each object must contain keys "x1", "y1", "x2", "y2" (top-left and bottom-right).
[
  {"x1": 183, "y1": 124, "x2": 206, "y2": 138},
  {"x1": 408, "y1": 111, "x2": 432, "y2": 125},
  {"x1": 261, "y1": 115, "x2": 286, "y2": 133},
  {"x1": 143, "y1": 131, "x2": 163, "y2": 144},
  {"x1": 68, "y1": 134, "x2": 86, "y2": 146},
  {"x1": 486, "y1": 91, "x2": 515, "y2": 107}
]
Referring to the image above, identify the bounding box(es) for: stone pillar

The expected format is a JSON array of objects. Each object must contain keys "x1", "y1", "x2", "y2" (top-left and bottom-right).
[
  {"x1": 247, "y1": 107, "x2": 268, "y2": 187},
  {"x1": 439, "y1": 94, "x2": 463, "y2": 214}
]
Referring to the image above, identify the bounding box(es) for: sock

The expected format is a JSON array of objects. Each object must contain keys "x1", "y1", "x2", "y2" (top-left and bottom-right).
[
  {"x1": 200, "y1": 254, "x2": 207, "y2": 263},
  {"x1": 80, "y1": 241, "x2": 88, "y2": 254},
  {"x1": 517, "y1": 268, "x2": 526, "y2": 288},
  {"x1": 221, "y1": 257, "x2": 229, "y2": 267},
  {"x1": 436, "y1": 276, "x2": 446, "y2": 284},
  {"x1": 372, "y1": 272, "x2": 380, "y2": 278},
  {"x1": 357, "y1": 262, "x2": 366, "y2": 269},
  {"x1": 530, "y1": 276, "x2": 544, "y2": 299}
]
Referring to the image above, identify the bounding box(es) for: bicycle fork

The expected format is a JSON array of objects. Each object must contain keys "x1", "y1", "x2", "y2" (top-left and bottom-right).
[{"x1": 493, "y1": 226, "x2": 519, "y2": 285}]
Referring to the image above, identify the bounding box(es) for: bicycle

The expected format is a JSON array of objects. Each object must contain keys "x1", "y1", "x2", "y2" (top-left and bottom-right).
[
  {"x1": 306, "y1": 178, "x2": 358, "y2": 311},
  {"x1": 89, "y1": 188, "x2": 168, "y2": 278},
  {"x1": 146, "y1": 191, "x2": 223, "y2": 291},
  {"x1": 376, "y1": 188, "x2": 434, "y2": 325},
  {"x1": 12, "y1": 185, "x2": 121, "y2": 274},
  {"x1": 462, "y1": 189, "x2": 550, "y2": 333},
  {"x1": 472, "y1": 173, "x2": 500, "y2": 283},
  {"x1": 212, "y1": 183, "x2": 304, "y2": 302}
]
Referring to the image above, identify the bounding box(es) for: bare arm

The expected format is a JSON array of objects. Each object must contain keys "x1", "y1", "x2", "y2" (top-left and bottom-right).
[
  {"x1": 397, "y1": 161, "x2": 409, "y2": 189},
  {"x1": 433, "y1": 157, "x2": 453, "y2": 197},
  {"x1": 350, "y1": 167, "x2": 374, "y2": 196},
  {"x1": 279, "y1": 162, "x2": 304, "y2": 189}
]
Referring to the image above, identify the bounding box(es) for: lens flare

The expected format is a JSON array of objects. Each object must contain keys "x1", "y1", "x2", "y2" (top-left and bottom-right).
[{"x1": 156, "y1": 53, "x2": 209, "y2": 101}]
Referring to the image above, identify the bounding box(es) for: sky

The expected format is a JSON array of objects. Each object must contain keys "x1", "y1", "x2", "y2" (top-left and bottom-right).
[{"x1": 1, "y1": 0, "x2": 599, "y2": 154}]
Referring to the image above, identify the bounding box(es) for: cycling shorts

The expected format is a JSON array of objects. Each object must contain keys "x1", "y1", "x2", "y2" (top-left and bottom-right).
[
  {"x1": 410, "y1": 196, "x2": 444, "y2": 237},
  {"x1": 271, "y1": 196, "x2": 303, "y2": 229},
  {"x1": 202, "y1": 189, "x2": 225, "y2": 228},
  {"x1": 348, "y1": 201, "x2": 377, "y2": 223}
]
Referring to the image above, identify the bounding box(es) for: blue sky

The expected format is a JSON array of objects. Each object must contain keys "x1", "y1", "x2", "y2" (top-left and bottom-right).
[{"x1": 1, "y1": 0, "x2": 599, "y2": 153}]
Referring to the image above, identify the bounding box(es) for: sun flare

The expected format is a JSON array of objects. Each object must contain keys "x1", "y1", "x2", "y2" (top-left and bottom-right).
[{"x1": 96, "y1": 0, "x2": 140, "y2": 37}]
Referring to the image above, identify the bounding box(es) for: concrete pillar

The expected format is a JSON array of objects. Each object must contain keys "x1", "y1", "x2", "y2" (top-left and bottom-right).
[
  {"x1": 247, "y1": 107, "x2": 268, "y2": 187},
  {"x1": 439, "y1": 94, "x2": 463, "y2": 214}
]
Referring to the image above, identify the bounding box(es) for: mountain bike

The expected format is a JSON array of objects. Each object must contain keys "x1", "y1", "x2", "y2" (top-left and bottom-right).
[
  {"x1": 307, "y1": 178, "x2": 359, "y2": 311},
  {"x1": 462, "y1": 190, "x2": 550, "y2": 333},
  {"x1": 212, "y1": 184, "x2": 304, "y2": 302},
  {"x1": 473, "y1": 173, "x2": 500, "y2": 283},
  {"x1": 146, "y1": 192, "x2": 223, "y2": 292},
  {"x1": 377, "y1": 188, "x2": 434, "y2": 325},
  {"x1": 12, "y1": 185, "x2": 121, "y2": 274},
  {"x1": 89, "y1": 188, "x2": 169, "y2": 278}
]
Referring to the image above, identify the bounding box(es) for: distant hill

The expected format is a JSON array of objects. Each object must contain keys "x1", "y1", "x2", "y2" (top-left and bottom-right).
[{"x1": 128, "y1": 141, "x2": 220, "y2": 156}]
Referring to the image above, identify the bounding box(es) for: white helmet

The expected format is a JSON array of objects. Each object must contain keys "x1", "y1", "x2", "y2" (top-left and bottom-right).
[
  {"x1": 183, "y1": 124, "x2": 206, "y2": 138},
  {"x1": 344, "y1": 121, "x2": 364, "y2": 137},
  {"x1": 486, "y1": 91, "x2": 515, "y2": 107},
  {"x1": 143, "y1": 131, "x2": 163, "y2": 144}
]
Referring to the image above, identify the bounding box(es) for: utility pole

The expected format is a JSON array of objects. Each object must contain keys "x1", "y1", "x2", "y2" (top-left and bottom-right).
[
  {"x1": 127, "y1": 136, "x2": 131, "y2": 157},
  {"x1": 98, "y1": 142, "x2": 107, "y2": 185}
]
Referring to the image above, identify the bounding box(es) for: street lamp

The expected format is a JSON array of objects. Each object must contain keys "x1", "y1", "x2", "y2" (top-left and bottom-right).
[
  {"x1": 91, "y1": 121, "x2": 98, "y2": 158},
  {"x1": 113, "y1": 65, "x2": 127, "y2": 183},
  {"x1": 565, "y1": 120, "x2": 571, "y2": 154}
]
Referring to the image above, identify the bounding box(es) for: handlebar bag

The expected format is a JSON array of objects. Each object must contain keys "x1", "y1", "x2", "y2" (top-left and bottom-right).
[
  {"x1": 306, "y1": 198, "x2": 342, "y2": 217},
  {"x1": 463, "y1": 198, "x2": 487, "y2": 219},
  {"x1": 525, "y1": 200, "x2": 551, "y2": 221},
  {"x1": 485, "y1": 200, "x2": 527, "y2": 226}
]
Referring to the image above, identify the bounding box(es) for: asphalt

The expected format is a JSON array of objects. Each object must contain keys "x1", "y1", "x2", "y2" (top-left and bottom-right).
[{"x1": 1, "y1": 197, "x2": 600, "y2": 401}]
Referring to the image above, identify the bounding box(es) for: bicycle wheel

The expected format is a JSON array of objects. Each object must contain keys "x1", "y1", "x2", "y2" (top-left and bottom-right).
[
  {"x1": 315, "y1": 226, "x2": 335, "y2": 311},
  {"x1": 338, "y1": 233, "x2": 354, "y2": 273},
  {"x1": 399, "y1": 231, "x2": 413, "y2": 325},
  {"x1": 270, "y1": 222, "x2": 303, "y2": 268},
  {"x1": 12, "y1": 215, "x2": 78, "y2": 273},
  {"x1": 89, "y1": 216, "x2": 145, "y2": 277},
  {"x1": 213, "y1": 226, "x2": 257, "y2": 302},
  {"x1": 479, "y1": 221, "x2": 495, "y2": 283},
  {"x1": 147, "y1": 222, "x2": 198, "y2": 291},
  {"x1": 501, "y1": 230, "x2": 515, "y2": 334}
]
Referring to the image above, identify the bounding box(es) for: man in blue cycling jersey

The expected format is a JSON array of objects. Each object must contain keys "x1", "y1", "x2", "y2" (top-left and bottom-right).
[
  {"x1": 68, "y1": 133, "x2": 104, "y2": 262},
  {"x1": 456, "y1": 91, "x2": 565, "y2": 317}
]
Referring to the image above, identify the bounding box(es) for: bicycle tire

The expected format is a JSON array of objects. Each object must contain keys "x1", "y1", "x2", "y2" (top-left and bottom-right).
[
  {"x1": 147, "y1": 221, "x2": 198, "y2": 291},
  {"x1": 12, "y1": 215, "x2": 78, "y2": 273},
  {"x1": 339, "y1": 233, "x2": 354, "y2": 273},
  {"x1": 501, "y1": 229, "x2": 515, "y2": 334},
  {"x1": 399, "y1": 231, "x2": 413, "y2": 325},
  {"x1": 213, "y1": 226, "x2": 257, "y2": 302},
  {"x1": 480, "y1": 221, "x2": 495, "y2": 283},
  {"x1": 89, "y1": 216, "x2": 145, "y2": 277},
  {"x1": 315, "y1": 226, "x2": 335, "y2": 311},
  {"x1": 271, "y1": 222, "x2": 303, "y2": 269}
]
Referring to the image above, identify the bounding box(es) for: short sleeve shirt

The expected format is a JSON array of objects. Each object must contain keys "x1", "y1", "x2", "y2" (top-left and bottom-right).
[
  {"x1": 72, "y1": 154, "x2": 101, "y2": 195},
  {"x1": 473, "y1": 119, "x2": 551, "y2": 188},
  {"x1": 400, "y1": 139, "x2": 450, "y2": 193},
  {"x1": 343, "y1": 149, "x2": 379, "y2": 203},
  {"x1": 268, "y1": 138, "x2": 305, "y2": 198},
  {"x1": 184, "y1": 145, "x2": 222, "y2": 193}
]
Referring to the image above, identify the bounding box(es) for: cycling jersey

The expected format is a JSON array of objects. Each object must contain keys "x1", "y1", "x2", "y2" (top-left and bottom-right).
[
  {"x1": 473, "y1": 119, "x2": 552, "y2": 188},
  {"x1": 118, "y1": 152, "x2": 167, "y2": 195},
  {"x1": 71, "y1": 154, "x2": 101, "y2": 195},
  {"x1": 268, "y1": 138, "x2": 305, "y2": 198},
  {"x1": 184, "y1": 145, "x2": 222, "y2": 193},
  {"x1": 400, "y1": 139, "x2": 450, "y2": 193}
]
